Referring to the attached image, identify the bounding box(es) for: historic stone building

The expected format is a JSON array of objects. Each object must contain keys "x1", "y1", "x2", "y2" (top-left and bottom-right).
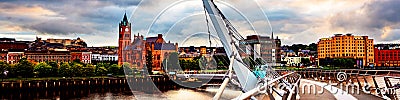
[
  {"x1": 118, "y1": 13, "x2": 132, "y2": 65},
  {"x1": 145, "y1": 34, "x2": 178, "y2": 71},
  {"x1": 125, "y1": 34, "x2": 178, "y2": 72},
  {"x1": 125, "y1": 33, "x2": 146, "y2": 69},
  {"x1": 25, "y1": 50, "x2": 71, "y2": 63}
]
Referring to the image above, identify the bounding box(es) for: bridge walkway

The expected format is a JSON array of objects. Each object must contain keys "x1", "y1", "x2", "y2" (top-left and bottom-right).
[{"x1": 300, "y1": 79, "x2": 383, "y2": 100}]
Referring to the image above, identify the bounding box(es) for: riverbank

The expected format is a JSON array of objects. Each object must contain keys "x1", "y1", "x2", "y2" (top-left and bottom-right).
[
  {"x1": 0, "y1": 76, "x2": 129, "y2": 89},
  {"x1": 0, "y1": 75, "x2": 223, "y2": 90}
]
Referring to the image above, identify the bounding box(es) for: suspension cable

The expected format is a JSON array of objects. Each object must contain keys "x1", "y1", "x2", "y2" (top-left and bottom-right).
[{"x1": 203, "y1": 5, "x2": 212, "y2": 48}]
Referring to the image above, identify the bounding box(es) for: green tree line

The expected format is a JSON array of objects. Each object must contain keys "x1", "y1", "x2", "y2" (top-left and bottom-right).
[
  {"x1": 319, "y1": 58, "x2": 356, "y2": 69},
  {"x1": 0, "y1": 58, "x2": 125, "y2": 78}
]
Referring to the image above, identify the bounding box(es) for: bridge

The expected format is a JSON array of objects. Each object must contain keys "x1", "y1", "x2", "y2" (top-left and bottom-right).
[
  {"x1": 175, "y1": 69, "x2": 399, "y2": 100},
  {"x1": 125, "y1": 0, "x2": 398, "y2": 99},
  {"x1": 286, "y1": 69, "x2": 400, "y2": 100}
]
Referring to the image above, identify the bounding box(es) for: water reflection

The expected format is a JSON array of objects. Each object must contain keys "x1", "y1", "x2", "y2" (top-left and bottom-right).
[
  {"x1": 0, "y1": 86, "x2": 134, "y2": 100},
  {"x1": 0, "y1": 85, "x2": 241, "y2": 100}
]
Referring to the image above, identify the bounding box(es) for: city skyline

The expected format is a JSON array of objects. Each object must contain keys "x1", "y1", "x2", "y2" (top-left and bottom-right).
[{"x1": 0, "y1": 0, "x2": 399, "y2": 47}]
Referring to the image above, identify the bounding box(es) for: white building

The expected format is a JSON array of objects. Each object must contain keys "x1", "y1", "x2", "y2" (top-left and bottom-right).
[
  {"x1": 91, "y1": 54, "x2": 118, "y2": 62},
  {"x1": 282, "y1": 56, "x2": 310, "y2": 66}
]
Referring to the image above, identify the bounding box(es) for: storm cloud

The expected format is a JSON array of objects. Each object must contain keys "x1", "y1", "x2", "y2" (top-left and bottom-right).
[{"x1": 0, "y1": 0, "x2": 399, "y2": 46}]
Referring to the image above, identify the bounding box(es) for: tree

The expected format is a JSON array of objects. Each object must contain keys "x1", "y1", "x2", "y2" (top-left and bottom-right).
[
  {"x1": 15, "y1": 58, "x2": 34, "y2": 78},
  {"x1": 213, "y1": 55, "x2": 229, "y2": 65},
  {"x1": 145, "y1": 50, "x2": 153, "y2": 74},
  {"x1": 0, "y1": 61, "x2": 10, "y2": 80},
  {"x1": 70, "y1": 63, "x2": 83, "y2": 77},
  {"x1": 0, "y1": 61, "x2": 9, "y2": 75},
  {"x1": 7, "y1": 64, "x2": 16, "y2": 78},
  {"x1": 122, "y1": 62, "x2": 133, "y2": 75},
  {"x1": 179, "y1": 59, "x2": 186, "y2": 70},
  {"x1": 96, "y1": 66, "x2": 107, "y2": 76},
  {"x1": 217, "y1": 61, "x2": 225, "y2": 69},
  {"x1": 213, "y1": 55, "x2": 229, "y2": 69},
  {"x1": 332, "y1": 58, "x2": 342, "y2": 67},
  {"x1": 344, "y1": 58, "x2": 355, "y2": 68},
  {"x1": 118, "y1": 65, "x2": 125, "y2": 75},
  {"x1": 190, "y1": 59, "x2": 200, "y2": 70},
  {"x1": 95, "y1": 63, "x2": 108, "y2": 76},
  {"x1": 300, "y1": 58, "x2": 310, "y2": 66},
  {"x1": 59, "y1": 63, "x2": 71, "y2": 77},
  {"x1": 198, "y1": 56, "x2": 207, "y2": 70},
  {"x1": 82, "y1": 64, "x2": 95, "y2": 77},
  {"x1": 34, "y1": 62, "x2": 52, "y2": 77},
  {"x1": 332, "y1": 58, "x2": 355, "y2": 69},
  {"x1": 108, "y1": 64, "x2": 120, "y2": 75},
  {"x1": 47, "y1": 61, "x2": 59, "y2": 76},
  {"x1": 163, "y1": 52, "x2": 180, "y2": 72},
  {"x1": 307, "y1": 43, "x2": 317, "y2": 51}
]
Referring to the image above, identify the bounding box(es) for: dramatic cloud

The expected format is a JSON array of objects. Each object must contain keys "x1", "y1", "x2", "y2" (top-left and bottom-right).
[
  {"x1": 0, "y1": 0, "x2": 399, "y2": 46},
  {"x1": 0, "y1": 0, "x2": 138, "y2": 46},
  {"x1": 325, "y1": 0, "x2": 400, "y2": 42}
]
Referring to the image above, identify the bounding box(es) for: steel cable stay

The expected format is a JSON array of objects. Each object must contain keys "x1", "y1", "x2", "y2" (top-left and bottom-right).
[{"x1": 202, "y1": 0, "x2": 301, "y2": 99}]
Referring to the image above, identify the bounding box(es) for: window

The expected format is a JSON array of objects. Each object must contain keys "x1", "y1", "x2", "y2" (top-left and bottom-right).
[{"x1": 125, "y1": 34, "x2": 130, "y2": 37}]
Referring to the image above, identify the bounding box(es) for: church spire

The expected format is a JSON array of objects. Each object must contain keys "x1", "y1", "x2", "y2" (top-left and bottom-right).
[
  {"x1": 271, "y1": 31, "x2": 274, "y2": 39},
  {"x1": 122, "y1": 11, "x2": 128, "y2": 26}
]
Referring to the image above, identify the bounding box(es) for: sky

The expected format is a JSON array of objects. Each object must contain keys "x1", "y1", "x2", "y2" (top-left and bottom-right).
[{"x1": 0, "y1": 0, "x2": 399, "y2": 47}]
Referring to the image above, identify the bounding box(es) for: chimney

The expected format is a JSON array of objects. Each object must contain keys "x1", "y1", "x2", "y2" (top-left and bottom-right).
[
  {"x1": 175, "y1": 43, "x2": 178, "y2": 51},
  {"x1": 151, "y1": 43, "x2": 155, "y2": 51},
  {"x1": 158, "y1": 34, "x2": 162, "y2": 39}
]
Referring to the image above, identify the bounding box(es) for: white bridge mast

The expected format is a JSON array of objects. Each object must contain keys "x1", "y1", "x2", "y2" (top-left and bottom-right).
[
  {"x1": 202, "y1": 0, "x2": 301, "y2": 100},
  {"x1": 202, "y1": 0, "x2": 258, "y2": 93}
]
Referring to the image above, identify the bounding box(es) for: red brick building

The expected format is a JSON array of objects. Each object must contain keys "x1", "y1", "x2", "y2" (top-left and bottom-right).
[
  {"x1": 7, "y1": 51, "x2": 24, "y2": 64},
  {"x1": 124, "y1": 33, "x2": 146, "y2": 69},
  {"x1": 25, "y1": 50, "x2": 71, "y2": 63},
  {"x1": 71, "y1": 51, "x2": 92, "y2": 64},
  {"x1": 125, "y1": 34, "x2": 178, "y2": 72},
  {"x1": 0, "y1": 51, "x2": 6, "y2": 62},
  {"x1": 118, "y1": 12, "x2": 131, "y2": 65},
  {"x1": 0, "y1": 38, "x2": 29, "y2": 51},
  {"x1": 0, "y1": 42, "x2": 29, "y2": 51},
  {"x1": 145, "y1": 34, "x2": 178, "y2": 71},
  {"x1": 374, "y1": 48, "x2": 400, "y2": 67}
]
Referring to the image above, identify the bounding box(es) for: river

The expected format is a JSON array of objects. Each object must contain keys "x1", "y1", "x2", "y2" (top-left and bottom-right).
[{"x1": 0, "y1": 85, "x2": 241, "y2": 100}]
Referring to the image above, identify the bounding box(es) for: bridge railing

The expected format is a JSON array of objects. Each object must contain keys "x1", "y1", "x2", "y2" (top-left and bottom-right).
[
  {"x1": 234, "y1": 71, "x2": 301, "y2": 100},
  {"x1": 276, "y1": 69, "x2": 400, "y2": 99}
]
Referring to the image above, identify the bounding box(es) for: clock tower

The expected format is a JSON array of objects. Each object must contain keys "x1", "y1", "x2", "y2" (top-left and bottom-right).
[{"x1": 118, "y1": 12, "x2": 131, "y2": 65}]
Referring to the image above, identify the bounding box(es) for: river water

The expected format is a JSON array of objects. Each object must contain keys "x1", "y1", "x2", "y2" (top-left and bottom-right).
[
  {"x1": 2, "y1": 74, "x2": 398, "y2": 99},
  {"x1": 0, "y1": 85, "x2": 241, "y2": 100}
]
